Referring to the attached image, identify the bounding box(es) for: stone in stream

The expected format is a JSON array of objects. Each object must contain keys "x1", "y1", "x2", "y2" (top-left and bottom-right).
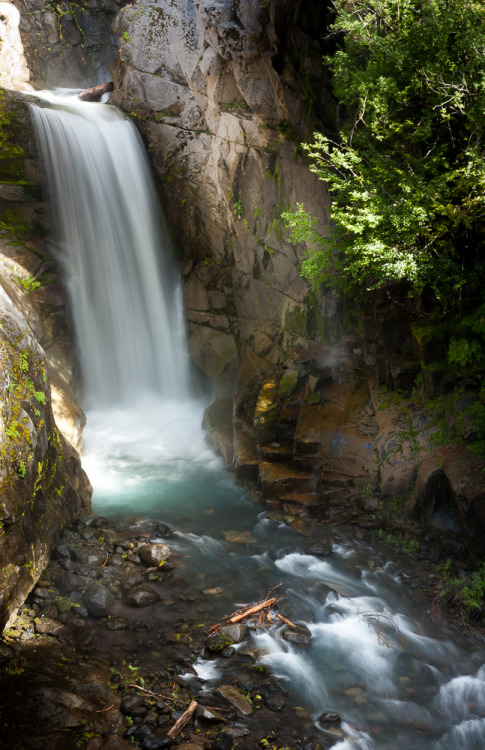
[
  {"x1": 216, "y1": 685, "x2": 254, "y2": 715},
  {"x1": 139, "y1": 543, "x2": 171, "y2": 567},
  {"x1": 205, "y1": 632, "x2": 234, "y2": 653},
  {"x1": 281, "y1": 623, "x2": 312, "y2": 646},
  {"x1": 126, "y1": 584, "x2": 161, "y2": 608},
  {"x1": 304, "y1": 541, "x2": 332, "y2": 557},
  {"x1": 220, "y1": 622, "x2": 248, "y2": 643},
  {"x1": 318, "y1": 711, "x2": 342, "y2": 726},
  {"x1": 264, "y1": 693, "x2": 286, "y2": 711},
  {"x1": 83, "y1": 582, "x2": 115, "y2": 617}
]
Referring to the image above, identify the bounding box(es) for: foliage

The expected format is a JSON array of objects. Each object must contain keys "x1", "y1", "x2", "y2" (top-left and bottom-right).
[
  {"x1": 285, "y1": 0, "x2": 485, "y2": 304},
  {"x1": 441, "y1": 562, "x2": 485, "y2": 615}
]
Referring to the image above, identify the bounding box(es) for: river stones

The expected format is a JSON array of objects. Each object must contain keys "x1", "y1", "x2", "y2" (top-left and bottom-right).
[
  {"x1": 34, "y1": 616, "x2": 70, "y2": 636},
  {"x1": 139, "y1": 543, "x2": 171, "y2": 567},
  {"x1": 216, "y1": 685, "x2": 254, "y2": 715},
  {"x1": 56, "y1": 572, "x2": 85, "y2": 593},
  {"x1": 82, "y1": 582, "x2": 115, "y2": 617},
  {"x1": 73, "y1": 547, "x2": 107, "y2": 566},
  {"x1": 126, "y1": 584, "x2": 161, "y2": 608}
]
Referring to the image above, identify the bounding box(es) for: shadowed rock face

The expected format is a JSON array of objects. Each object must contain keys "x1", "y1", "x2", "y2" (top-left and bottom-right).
[
  {"x1": 110, "y1": 0, "x2": 335, "y2": 399},
  {"x1": 11, "y1": 0, "x2": 131, "y2": 88}
]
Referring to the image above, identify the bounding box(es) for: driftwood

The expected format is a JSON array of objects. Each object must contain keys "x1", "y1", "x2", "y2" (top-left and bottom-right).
[
  {"x1": 208, "y1": 597, "x2": 278, "y2": 633},
  {"x1": 228, "y1": 597, "x2": 277, "y2": 623},
  {"x1": 78, "y1": 82, "x2": 114, "y2": 102},
  {"x1": 167, "y1": 700, "x2": 198, "y2": 739},
  {"x1": 276, "y1": 612, "x2": 297, "y2": 629}
]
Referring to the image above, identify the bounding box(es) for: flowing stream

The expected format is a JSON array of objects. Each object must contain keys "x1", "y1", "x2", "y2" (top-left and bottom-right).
[{"x1": 31, "y1": 95, "x2": 485, "y2": 750}]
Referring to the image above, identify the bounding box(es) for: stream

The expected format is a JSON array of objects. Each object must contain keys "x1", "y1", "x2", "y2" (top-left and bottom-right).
[
  {"x1": 82, "y1": 396, "x2": 485, "y2": 750},
  {"x1": 30, "y1": 93, "x2": 485, "y2": 749}
]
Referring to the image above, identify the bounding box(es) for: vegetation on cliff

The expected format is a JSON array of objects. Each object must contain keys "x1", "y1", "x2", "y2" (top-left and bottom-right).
[{"x1": 286, "y1": 0, "x2": 485, "y2": 311}]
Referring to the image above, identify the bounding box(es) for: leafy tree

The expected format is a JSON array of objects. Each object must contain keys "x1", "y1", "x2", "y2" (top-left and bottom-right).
[{"x1": 285, "y1": 0, "x2": 485, "y2": 306}]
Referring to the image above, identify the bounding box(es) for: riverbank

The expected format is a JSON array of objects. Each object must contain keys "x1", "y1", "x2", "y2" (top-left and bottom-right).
[
  {"x1": 0, "y1": 512, "x2": 326, "y2": 750},
  {"x1": 1, "y1": 508, "x2": 483, "y2": 750}
]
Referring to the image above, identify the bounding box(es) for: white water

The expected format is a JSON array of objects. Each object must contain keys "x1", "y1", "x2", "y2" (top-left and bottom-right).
[
  {"x1": 31, "y1": 93, "x2": 188, "y2": 407},
  {"x1": 30, "y1": 94, "x2": 485, "y2": 749}
]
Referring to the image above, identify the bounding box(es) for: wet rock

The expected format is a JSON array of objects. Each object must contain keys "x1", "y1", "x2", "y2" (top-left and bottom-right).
[
  {"x1": 74, "y1": 548, "x2": 107, "y2": 567},
  {"x1": 318, "y1": 711, "x2": 341, "y2": 725},
  {"x1": 281, "y1": 623, "x2": 312, "y2": 646},
  {"x1": 83, "y1": 582, "x2": 115, "y2": 617},
  {"x1": 54, "y1": 544, "x2": 71, "y2": 560},
  {"x1": 121, "y1": 570, "x2": 145, "y2": 592},
  {"x1": 139, "y1": 544, "x2": 171, "y2": 567},
  {"x1": 225, "y1": 727, "x2": 251, "y2": 738},
  {"x1": 33, "y1": 586, "x2": 58, "y2": 602},
  {"x1": 196, "y1": 705, "x2": 228, "y2": 723},
  {"x1": 126, "y1": 585, "x2": 161, "y2": 608},
  {"x1": 121, "y1": 693, "x2": 146, "y2": 715},
  {"x1": 220, "y1": 622, "x2": 248, "y2": 643},
  {"x1": 57, "y1": 572, "x2": 86, "y2": 594},
  {"x1": 34, "y1": 617, "x2": 70, "y2": 636},
  {"x1": 153, "y1": 523, "x2": 174, "y2": 539},
  {"x1": 216, "y1": 685, "x2": 254, "y2": 715},
  {"x1": 107, "y1": 617, "x2": 129, "y2": 631},
  {"x1": 264, "y1": 693, "x2": 286, "y2": 711},
  {"x1": 206, "y1": 632, "x2": 234, "y2": 653},
  {"x1": 304, "y1": 541, "x2": 332, "y2": 557},
  {"x1": 210, "y1": 736, "x2": 233, "y2": 750},
  {"x1": 88, "y1": 516, "x2": 110, "y2": 528},
  {"x1": 0, "y1": 643, "x2": 14, "y2": 663}
]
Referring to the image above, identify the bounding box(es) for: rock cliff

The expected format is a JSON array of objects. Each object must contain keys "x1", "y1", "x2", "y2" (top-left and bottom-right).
[{"x1": 0, "y1": 87, "x2": 91, "y2": 630}]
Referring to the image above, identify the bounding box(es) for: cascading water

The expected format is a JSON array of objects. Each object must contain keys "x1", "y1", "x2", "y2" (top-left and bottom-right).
[
  {"x1": 30, "y1": 94, "x2": 485, "y2": 750},
  {"x1": 31, "y1": 93, "x2": 188, "y2": 408}
]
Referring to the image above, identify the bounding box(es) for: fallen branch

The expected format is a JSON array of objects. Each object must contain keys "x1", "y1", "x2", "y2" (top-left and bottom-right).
[
  {"x1": 78, "y1": 81, "x2": 114, "y2": 102},
  {"x1": 277, "y1": 613, "x2": 297, "y2": 629},
  {"x1": 208, "y1": 597, "x2": 278, "y2": 633},
  {"x1": 228, "y1": 597, "x2": 277, "y2": 624},
  {"x1": 167, "y1": 700, "x2": 198, "y2": 740}
]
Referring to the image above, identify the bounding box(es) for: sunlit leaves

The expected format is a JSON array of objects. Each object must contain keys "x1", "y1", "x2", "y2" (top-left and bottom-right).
[{"x1": 290, "y1": 0, "x2": 485, "y2": 300}]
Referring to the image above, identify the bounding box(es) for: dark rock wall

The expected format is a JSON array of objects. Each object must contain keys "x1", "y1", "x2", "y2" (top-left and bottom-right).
[{"x1": 11, "y1": 0, "x2": 131, "y2": 88}]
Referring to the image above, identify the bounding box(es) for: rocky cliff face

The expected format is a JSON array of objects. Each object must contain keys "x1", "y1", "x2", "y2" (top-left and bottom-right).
[
  {"x1": 10, "y1": 0, "x2": 131, "y2": 88},
  {"x1": 0, "y1": 88, "x2": 91, "y2": 630},
  {"x1": 111, "y1": 0, "x2": 334, "y2": 399}
]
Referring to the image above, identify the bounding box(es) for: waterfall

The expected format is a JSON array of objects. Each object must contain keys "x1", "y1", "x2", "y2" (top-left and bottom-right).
[{"x1": 30, "y1": 94, "x2": 189, "y2": 408}]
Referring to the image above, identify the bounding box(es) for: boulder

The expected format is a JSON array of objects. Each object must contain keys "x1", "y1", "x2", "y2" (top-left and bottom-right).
[{"x1": 138, "y1": 544, "x2": 170, "y2": 567}]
